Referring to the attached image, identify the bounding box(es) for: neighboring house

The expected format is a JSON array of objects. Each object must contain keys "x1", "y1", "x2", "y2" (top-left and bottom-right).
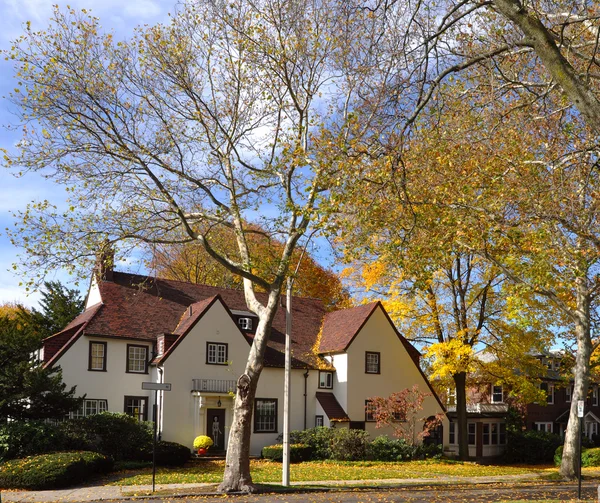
[
  {"x1": 41, "y1": 263, "x2": 446, "y2": 455},
  {"x1": 445, "y1": 352, "x2": 600, "y2": 458}
]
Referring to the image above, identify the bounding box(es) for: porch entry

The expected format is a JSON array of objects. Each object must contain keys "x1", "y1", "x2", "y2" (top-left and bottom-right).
[{"x1": 207, "y1": 408, "x2": 225, "y2": 450}]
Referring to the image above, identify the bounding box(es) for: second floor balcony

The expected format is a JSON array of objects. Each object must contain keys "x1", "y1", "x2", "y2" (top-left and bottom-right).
[{"x1": 192, "y1": 378, "x2": 236, "y2": 394}]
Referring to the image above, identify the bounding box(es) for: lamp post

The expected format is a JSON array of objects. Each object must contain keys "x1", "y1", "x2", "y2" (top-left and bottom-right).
[{"x1": 282, "y1": 276, "x2": 292, "y2": 486}]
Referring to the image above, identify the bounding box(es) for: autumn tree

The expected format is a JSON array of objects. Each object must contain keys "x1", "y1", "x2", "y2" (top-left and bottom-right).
[
  {"x1": 4, "y1": 0, "x2": 364, "y2": 491},
  {"x1": 151, "y1": 229, "x2": 350, "y2": 310}
]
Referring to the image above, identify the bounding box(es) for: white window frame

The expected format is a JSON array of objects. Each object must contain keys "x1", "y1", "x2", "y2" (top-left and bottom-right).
[
  {"x1": 319, "y1": 371, "x2": 333, "y2": 389},
  {"x1": 254, "y1": 398, "x2": 277, "y2": 433},
  {"x1": 127, "y1": 345, "x2": 148, "y2": 373},
  {"x1": 238, "y1": 317, "x2": 253, "y2": 330},
  {"x1": 566, "y1": 385, "x2": 573, "y2": 403},
  {"x1": 365, "y1": 352, "x2": 380, "y2": 374},
  {"x1": 70, "y1": 399, "x2": 108, "y2": 419},
  {"x1": 315, "y1": 415, "x2": 324, "y2": 427},
  {"x1": 468, "y1": 422, "x2": 476, "y2": 445},
  {"x1": 447, "y1": 388, "x2": 456, "y2": 407},
  {"x1": 491, "y1": 384, "x2": 504, "y2": 403},
  {"x1": 206, "y1": 342, "x2": 228, "y2": 365},
  {"x1": 535, "y1": 422, "x2": 553, "y2": 433},
  {"x1": 594, "y1": 386, "x2": 598, "y2": 406}
]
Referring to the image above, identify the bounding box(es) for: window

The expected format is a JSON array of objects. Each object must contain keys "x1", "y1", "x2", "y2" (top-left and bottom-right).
[
  {"x1": 449, "y1": 421, "x2": 456, "y2": 444},
  {"x1": 491, "y1": 385, "x2": 503, "y2": 403},
  {"x1": 499, "y1": 423, "x2": 507, "y2": 444},
  {"x1": 540, "y1": 382, "x2": 555, "y2": 404},
  {"x1": 238, "y1": 317, "x2": 253, "y2": 330},
  {"x1": 535, "y1": 422, "x2": 553, "y2": 433},
  {"x1": 88, "y1": 341, "x2": 107, "y2": 371},
  {"x1": 447, "y1": 388, "x2": 456, "y2": 407},
  {"x1": 365, "y1": 352, "x2": 380, "y2": 374},
  {"x1": 566, "y1": 385, "x2": 573, "y2": 403},
  {"x1": 254, "y1": 398, "x2": 277, "y2": 432},
  {"x1": 206, "y1": 342, "x2": 228, "y2": 365},
  {"x1": 468, "y1": 422, "x2": 476, "y2": 445},
  {"x1": 315, "y1": 415, "x2": 324, "y2": 427},
  {"x1": 127, "y1": 345, "x2": 148, "y2": 373},
  {"x1": 124, "y1": 396, "x2": 148, "y2": 422},
  {"x1": 365, "y1": 400, "x2": 376, "y2": 422},
  {"x1": 70, "y1": 399, "x2": 108, "y2": 419},
  {"x1": 483, "y1": 423, "x2": 490, "y2": 445},
  {"x1": 594, "y1": 386, "x2": 598, "y2": 406},
  {"x1": 319, "y1": 371, "x2": 333, "y2": 389}
]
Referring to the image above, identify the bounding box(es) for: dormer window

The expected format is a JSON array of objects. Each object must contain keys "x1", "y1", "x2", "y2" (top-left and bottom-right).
[
  {"x1": 491, "y1": 384, "x2": 504, "y2": 403},
  {"x1": 238, "y1": 317, "x2": 253, "y2": 331}
]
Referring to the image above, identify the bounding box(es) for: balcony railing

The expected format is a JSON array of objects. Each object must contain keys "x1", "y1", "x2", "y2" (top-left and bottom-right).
[
  {"x1": 192, "y1": 379, "x2": 236, "y2": 394},
  {"x1": 446, "y1": 403, "x2": 509, "y2": 414}
]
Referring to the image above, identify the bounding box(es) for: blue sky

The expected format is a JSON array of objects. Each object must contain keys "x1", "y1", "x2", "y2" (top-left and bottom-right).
[{"x1": 0, "y1": 0, "x2": 173, "y2": 307}]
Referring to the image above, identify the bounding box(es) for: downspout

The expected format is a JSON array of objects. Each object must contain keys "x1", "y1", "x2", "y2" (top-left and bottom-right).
[
  {"x1": 304, "y1": 369, "x2": 309, "y2": 430},
  {"x1": 157, "y1": 366, "x2": 164, "y2": 441}
]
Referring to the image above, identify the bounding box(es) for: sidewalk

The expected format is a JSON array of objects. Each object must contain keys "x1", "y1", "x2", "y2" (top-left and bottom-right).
[{"x1": 0, "y1": 472, "x2": 551, "y2": 502}]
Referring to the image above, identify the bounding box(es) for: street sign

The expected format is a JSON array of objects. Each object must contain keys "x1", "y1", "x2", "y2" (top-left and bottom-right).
[
  {"x1": 142, "y1": 382, "x2": 172, "y2": 391},
  {"x1": 578, "y1": 400, "x2": 585, "y2": 418}
]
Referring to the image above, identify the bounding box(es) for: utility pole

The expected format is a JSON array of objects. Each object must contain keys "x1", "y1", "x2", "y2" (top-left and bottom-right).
[{"x1": 282, "y1": 276, "x2": 292, "y2": 486}]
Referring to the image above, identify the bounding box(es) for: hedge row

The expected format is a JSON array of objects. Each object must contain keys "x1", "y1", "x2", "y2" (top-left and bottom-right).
[
  {"x1": 264, "y1": 428, "x2": 442, "y2": 462},
  {"x1": 0, "y1": 414, "x2": 190, "y2": 466},
  {"x1": 0, "y1": 451, "x2": 113, "y2": 490}
]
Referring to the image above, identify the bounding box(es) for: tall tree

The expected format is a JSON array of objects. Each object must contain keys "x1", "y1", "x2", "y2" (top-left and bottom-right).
[
  {"x1": 0, "y1": 312, "x2": 81, "y2": 421},
  {"x1": 4, "y1": 1, "x2": 362, "y2": 491},
  {"x1": 151, "y1": 230, "x2": 350, "y2": 310},
  {"x1": 27, "y1": 281, "x2": 84, "y2": 338}
]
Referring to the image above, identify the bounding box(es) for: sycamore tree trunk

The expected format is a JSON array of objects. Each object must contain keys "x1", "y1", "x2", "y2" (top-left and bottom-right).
[
  {"x1": 560, "y1": 277, "x2": 592, "y2": 479},
  {"x1": 219, "y1": 290, "x2": 280, "y2": 493},
  {"x1": 453, "y1": 372, "x2": 470, "y2": 460}
]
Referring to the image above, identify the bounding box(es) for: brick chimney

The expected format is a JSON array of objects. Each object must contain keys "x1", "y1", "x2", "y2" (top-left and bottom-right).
[
  {"x1": 95, "y1": 242, "x2": 115, "y2": 281},
  {"x1": 157, "y1": 333, "x2": 178, "y2": 355}
]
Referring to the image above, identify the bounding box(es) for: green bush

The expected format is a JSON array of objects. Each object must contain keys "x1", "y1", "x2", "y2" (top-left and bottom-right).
[
  {"x1": 261, "y1": 444, "x2": 312, "y2": 462},
  {"x1": 414, "y1": 442, "x2": 443, "y2": 460},
  {"x1": 329, "y1": 428, "x2": 370, "y2": 461},
  {"x1": 145, "y1": 441, "x2": 191, "y2": 466},
  {"x1": 367, "y1": 436, "x2": 416, "y2": 461},
  {"x1": 61, "y1": 413, "x2": 153, "y2": 461},
  {"x1": 0, "y1": 421, "x2": 67, "y2": 462},
  {"x1": 504, "y1": 430, "x2": 562, "y2": 464},
  {"x1": 0, "y1": 451, "x2": 113, "y2": 490},
  {"x1": 582, "y1": 447, "x2": 600, "y2": 467},
  {"x1": 289, "y1": 427, "x2": 334, "y2": 460}
]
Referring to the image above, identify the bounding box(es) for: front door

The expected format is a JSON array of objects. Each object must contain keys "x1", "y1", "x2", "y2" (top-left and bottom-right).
[{"x1": 207, "y1": 408, "x2": 226, "y2": 451}]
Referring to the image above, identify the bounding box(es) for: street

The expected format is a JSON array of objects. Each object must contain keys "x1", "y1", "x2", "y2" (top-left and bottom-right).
[{"x1": 121, "y1": 481, "x2": 600, "y2": 503}]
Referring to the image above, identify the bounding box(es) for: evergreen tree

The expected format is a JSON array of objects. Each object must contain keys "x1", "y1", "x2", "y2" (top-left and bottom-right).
[
  {"x1": 0, "y1": 313, "x2": 81, "y2": 420},
  {"x1": 28, "y1": 281, "x2": 84, "y2": 338}
]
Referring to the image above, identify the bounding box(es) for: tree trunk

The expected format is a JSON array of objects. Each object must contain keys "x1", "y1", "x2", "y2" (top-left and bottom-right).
[
  {"x1": 453, "y1": 372, "x2": 470, "y2": 460},
  {"x1": 219, "y1": 296, "x2": 278, "y2": 493},
  {"x1": 559, "y1": 277, "x2": 591, "y2": 479}
]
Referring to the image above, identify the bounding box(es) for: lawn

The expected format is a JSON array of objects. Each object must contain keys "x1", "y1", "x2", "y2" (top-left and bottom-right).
[{"x1": 110, "y1": 459, "x2": 551, "y2": 486}]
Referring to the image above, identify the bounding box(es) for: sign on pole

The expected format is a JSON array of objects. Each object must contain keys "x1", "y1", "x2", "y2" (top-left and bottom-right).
[
  {"x1": 578, "y1": 400, "x2": 585, "y2": 418},
  {"x1": 142, "y1": 382, "x2": 172, "y2": 391},
  {"x1": 142, "y1": 382, "x2": 172, "y2": 492}
]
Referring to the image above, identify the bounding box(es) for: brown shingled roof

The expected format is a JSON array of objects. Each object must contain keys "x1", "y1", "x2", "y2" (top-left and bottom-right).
[
  {"x1": 78, "y1": 271, "x2": 330, "y2": 369},
  {"x1": 319, "y1": 302, "x2": 379, "y2": 353},
  {"x1": 316, "y1": 392, "x2": 349, "y2": 421}
]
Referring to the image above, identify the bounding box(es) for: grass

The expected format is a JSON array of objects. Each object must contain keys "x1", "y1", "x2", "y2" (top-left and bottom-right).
[{"x1": 109, "y1": 459, "x2": 552, "y2": 486}]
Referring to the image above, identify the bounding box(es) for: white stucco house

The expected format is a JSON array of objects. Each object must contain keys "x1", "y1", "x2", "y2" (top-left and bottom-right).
[{"x1": 41, "y1": 264, "x2": 447, "y2": 455}]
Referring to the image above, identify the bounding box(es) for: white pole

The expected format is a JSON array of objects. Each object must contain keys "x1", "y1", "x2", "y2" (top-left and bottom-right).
[{"x1": 282, "y1": 276, "x2": 292, "y2": 486}]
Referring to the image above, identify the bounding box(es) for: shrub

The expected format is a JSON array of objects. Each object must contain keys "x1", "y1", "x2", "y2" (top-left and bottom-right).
[
  {"x1": 367, "y1": 436, "x2": 416, "y2": 461},
  {"x1": 554, "y1": 445, "x2": 563, "y2": 466},
  {"x1": 261, "y1": 444, "x2": 312, "y2": 462},
  {"x1": 0, "y1": 451, "x2": 113, "y2": 490},
  {"x1": 582, "y1": 447, "x2": 600, "y2": 467},
  {"x1": 61, "y1": 413, "x2": 153, "y2": 461},
  {"x1": 289, "y1": 427, "x2": 334, "y2": 460},
  {"x1": 193, "y1": 435, "x2": 214, "y2": 450},
  {"x1": 329, "y1": 428, "x2": 370, "y2": 461},
  {"x1": 504, "y1": 430, "x2": 562, "y2": 464},
  {"x1": 147, "y1": 441, "x2": 191, "y2": 466},
  {"x1": 414, "y1": 442, "x2": 443, "y2": 460},
  {"x1": 0, "y1": 420, "x2": 67, "y2": 462}
]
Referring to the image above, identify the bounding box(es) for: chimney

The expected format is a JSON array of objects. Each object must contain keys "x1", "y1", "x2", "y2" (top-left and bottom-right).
[
  {"x1": 157, "y1": 333, "x2": 178, "y2": 355},
  {"x1": 95, "y1": 241, "x2": 115, "y2": 281}
]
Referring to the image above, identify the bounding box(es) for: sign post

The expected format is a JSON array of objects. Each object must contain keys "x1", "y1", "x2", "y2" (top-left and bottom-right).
[
  {"x1": 142, "y1": 382, "x2": 172, "y2": 493},
  {"x1": 578, "y1": 399, "x2": 584, "y2": 500}
]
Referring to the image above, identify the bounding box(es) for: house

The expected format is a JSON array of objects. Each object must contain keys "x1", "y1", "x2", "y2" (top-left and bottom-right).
[
  {"x1": 445, "y1": 352, "x2": 600, "y2": 458},
  {"x1": 41, "y1": 263, "x2": 447, "y2": 455}
]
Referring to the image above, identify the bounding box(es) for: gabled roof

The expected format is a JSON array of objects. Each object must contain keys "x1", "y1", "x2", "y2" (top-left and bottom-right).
[
  {"x1": 316, "y1": 392, "x2": 350, "y2": 421},
  {"x1": 319, "y1": 302, "x2": 380, "y2": 353},
  {"x1": 45, "y1": 271, "x2": 330, "y2": 370},
  {"x1": 43, "y1": 303, "x2": 103, "y2": 368}
]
